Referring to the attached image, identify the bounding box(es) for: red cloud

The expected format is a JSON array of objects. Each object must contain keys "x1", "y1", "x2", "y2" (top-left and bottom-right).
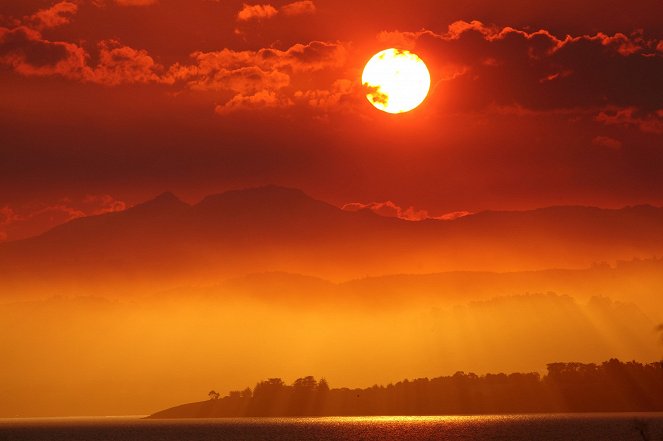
[
  {"x1": 592, "y1": 136, "x2": 623, "y2": 150},
  {"x1": 342, "y1": 201, "x2": 472, "y2": 222},
  {"x1": 171, "y1": 40, "x2": 345, "y2": 79},
  {"x1": 169, "y1": 41, "x2": 347, "y2": 110},
  {"x1": 237, "y1": 4, "x2": 278, "y2": 22},
  {"x1": 236, "y1": 1, "x2": 316, "y2": 22},
  {"x1": 113, "y1": 0, "x2": 159, "y2": 5},
  {"x1": 92, "y1": 39, "x2": 165, "y2": 85},
  {"x1": 281, "y1": 1, "x2": 316, "y2": 16},
  {"x1": 28, "y1": 1, "x2": 78, "y2": 30},
  {"x1": 277, "y1": 41, "x2": 346, "y2": 72},
  {"x1": 172, "y1": 59, "x2": 290, "y2": 94},
  {"x1": 1, "y1": 10, "x2": 348, "y2": 113},
  {"x1": 596, "y1": 107, "x2": 663, "y2": 134},
  {"x1": 82, "y1": 194, "x2": 128, "y2": 214},
  {"x1": 0, "y1": 26, "x2": 88, "y2": 78},
  {"x1": 419, "y1": 21, "x2": 659, "y2": 102},
  {"x1": 438, "y1": 211, "x2": 474, "y2": 221},
  {"x1": 215, "y1": 90, "x2": 292, "y2": 114},
  {"x1": 4, "y1": 4, "x2": 662, "y2": 120},
  {"x1": 0, "y1": 207, "x2": 20, "y2": 242},
  {"x1": 0, "y1": 195, "x2": 126, "y2": 242},
  {"x1": 0, "y1": 26, "x2": 167, "y2": 85},
  {"x1": 381, "y1": 21, "x2": 663, "y2": 131},
  {"x1": 295, "y1": 79, "x2": 355, "y2": 109}
]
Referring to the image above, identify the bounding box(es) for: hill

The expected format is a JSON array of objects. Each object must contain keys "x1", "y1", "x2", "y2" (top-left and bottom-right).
[{"x1": 148, "y1": 359, "x2": 663, "y2": 418}]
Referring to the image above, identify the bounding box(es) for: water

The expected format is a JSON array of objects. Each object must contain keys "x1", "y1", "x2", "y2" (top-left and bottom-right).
[{"x1": 1, "y1": 414, "x2": 663, "y2": 441}]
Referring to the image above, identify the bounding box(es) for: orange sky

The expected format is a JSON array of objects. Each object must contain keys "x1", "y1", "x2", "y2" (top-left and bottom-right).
[
  {"x1": 1, "y1": 0, "x2": 662, "y2": 241},
  {"x1": 2, "y1": 2, "x2": 663, "y2": 417}
]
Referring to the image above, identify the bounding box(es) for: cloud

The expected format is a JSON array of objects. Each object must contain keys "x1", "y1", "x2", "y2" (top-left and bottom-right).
[
  {"x1": 1, "y1": 2, "x2": 342, "y2": 98},
  {"x1": 236, "y1": 1, "x2": 316, "y2": 22},
  {"x1": 2, "y1": 4, "x2": 662, "y2": 121},
  {"x1": 0, "y1": 26, "x2": 89, "y2": 79},
  {"x1": 81, "y1": 194, "x2": 127, "y2": 214},
  {"x1": 438, "y1": 211, "x2": 474, "y2": 221},
  {"x1": 215, "y1": 90, "x2": 292, "y2": 114},
  {"x1": 276, "y1": 41, "x2": 346, "y2": 72},
  {"x1": 172, "y1": 40, "x2": 345, "y2": 79},
  {"x1": 376, "y1": 29, "x2": 435, "y2": 50},
  {"x1": 596, "y1": 107, "x2": 663, "y2": 134},
  {"x1": 343, "y1": 201, "x2": 428, "y2": 221},
  {"x1": 2, "y1": 5, "x2": 349, "y2": 114},
  {"x1": 0, "y1": 206, "x2": 20, "y2": 228},
  {"x1": 0, "y1": 26, "x2": 167, "y2": 85},
  {"x1": 91, "y1": 39, "x2": 165, "y2": 85},
  {"x1": 592, "y1": 136, "x2": 623, "y2": 150},
  {"x1": 169, "y1": 41, "x2": 348, "y2": 110},
  {"x1": 281, "y1": 1, "x2": 316, "y2": 16},
  {"x1": 187, "y1": 65, "x2": 290, "y2": 94},
  {"x1": 28, "y1": 1, "x2": 78, "y2": 30},
  {"x1": 0, "y1": 195, "x2": 126, "y2": 242},
  {"x1": 236, "y1": 4, "x2": 278, "y2": 22},
  {"x1": 342, "y1": 201, "x2": 472, "y2": 222},
  {"x1": 113, "y1": 0, "x2": 159, "y2": 6},
  {"x1": 295, "y1": 79, "x2": 355, "y2": 109},
  {"x1": 382, "y1": 21, "x2": 663, "y2": 118},
  {"x1": 89, "y1": 0, "x2": 158, "y2": 5}
]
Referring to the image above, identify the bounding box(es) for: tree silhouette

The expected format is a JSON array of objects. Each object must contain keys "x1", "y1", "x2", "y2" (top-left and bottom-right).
[
  {"x1": 208, "y1": 390, "x2": 220, "y2": 400},
  {"x1": 313, "y1": 378, "x2": 330, "y2": 415},
  {"x1": 289, "y1": 376, "x2": 318, "y2": 415},
  {"x1": 188, "y1": 360, "x2": 663, "y2": 417},
  {"x1": 250, "y1": 378, "x2": 287, "y2": 416},
  {"x1": 241, "y1": 387, "x2": 252, "y2": 399}
]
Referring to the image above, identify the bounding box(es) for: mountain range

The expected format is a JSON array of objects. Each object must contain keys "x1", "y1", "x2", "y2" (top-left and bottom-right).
[{"x1": 1, "y1": 185, "x2": 663, "y2": 297}]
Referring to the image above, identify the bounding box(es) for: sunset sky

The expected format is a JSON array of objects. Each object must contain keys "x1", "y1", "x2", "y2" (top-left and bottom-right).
[
  {"x1": 2, "y1": 1, "x2": 663, "y2": 419},
  {"x1": 1, "y1": 0, "x2": 662, "y2": 242}
]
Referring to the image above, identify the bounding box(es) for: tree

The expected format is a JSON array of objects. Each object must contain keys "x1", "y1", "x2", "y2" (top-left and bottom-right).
[
  {"x1": 318, "y1": 378, "x2": 330, "y2": 393},
  {"x1": 241, "y1": 387, "x2": 252, "y2": 399},
  {"x1": 314, "y1": 378, "x2": 330, "y2": 416},
  {"x1": 290, "y1": 376, "x2": 318, "y2": 415},
  {"x1": 208, "y1": 390, "x2": 220, "y2": 400}
]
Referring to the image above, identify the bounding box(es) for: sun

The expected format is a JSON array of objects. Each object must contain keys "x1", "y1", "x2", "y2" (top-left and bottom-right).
[{"x1": 362, "y1": 48, "x2": 431, "y2": 114}]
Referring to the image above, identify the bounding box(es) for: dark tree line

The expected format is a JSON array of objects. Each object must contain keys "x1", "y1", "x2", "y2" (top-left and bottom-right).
[
  {"x1": 153, "y1": 359, "x2": 663, "y2": 418},
  {"x1": 206, "y1": 360, "x2": 663, "y2": 416}
]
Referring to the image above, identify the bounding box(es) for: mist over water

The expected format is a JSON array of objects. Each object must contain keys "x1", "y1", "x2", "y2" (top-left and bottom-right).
[
  {"x1": 2, "y1": 415, "x2": 663, "y2": 441},
  {"x1": 1, "y1": 290, "x2": 660, "y2": 417}
]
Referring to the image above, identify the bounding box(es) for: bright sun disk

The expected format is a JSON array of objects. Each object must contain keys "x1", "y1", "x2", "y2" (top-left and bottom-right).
[{"x1": 362, "y1": 48, "x2": 431, "y2": 114}]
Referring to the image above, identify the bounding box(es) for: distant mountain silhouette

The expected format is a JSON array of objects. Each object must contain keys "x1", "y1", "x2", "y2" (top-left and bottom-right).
[
  {"x1": 1, "y1": 185, "x2": 663, "y2": 296},
  {"x1": 154, "y1": 258, "x2": 663, "y2": 321}
]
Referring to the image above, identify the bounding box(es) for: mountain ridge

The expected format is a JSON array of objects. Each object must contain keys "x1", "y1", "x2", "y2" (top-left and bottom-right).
[
  {"x1": 4, "y1": 185, "x2": 663, "y2": 246},
  {"x1": 1, "y1": 185, "x2": 663, "y2": 296}
]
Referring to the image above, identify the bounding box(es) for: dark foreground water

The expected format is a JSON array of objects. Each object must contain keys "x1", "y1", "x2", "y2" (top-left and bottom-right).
[{"x1": 1, "y1": 414, "x2": 663, "y2": 441}]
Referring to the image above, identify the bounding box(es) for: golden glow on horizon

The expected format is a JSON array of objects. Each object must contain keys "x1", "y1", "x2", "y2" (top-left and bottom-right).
[{"x1": 362, "y1": 49, "x2": 431, "y2": 114}]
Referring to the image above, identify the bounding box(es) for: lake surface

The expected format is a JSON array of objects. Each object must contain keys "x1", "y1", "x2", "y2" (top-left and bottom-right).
[{"x1": 1, "y1": 414, "x2": 663, "y2": 441}]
